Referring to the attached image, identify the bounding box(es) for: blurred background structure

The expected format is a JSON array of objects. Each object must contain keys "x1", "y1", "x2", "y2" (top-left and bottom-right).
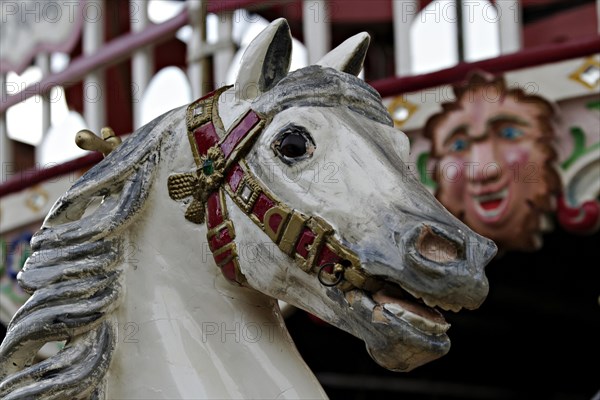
[{"x1": 1, "y1": 1, "x2": 599, "y2": 399}]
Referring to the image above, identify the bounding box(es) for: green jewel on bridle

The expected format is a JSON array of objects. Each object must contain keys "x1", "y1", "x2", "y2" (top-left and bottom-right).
[
  {"x1": 194, "y1": 146, "x2": 226, "y2": 196},
  {"x1": 167, "y1": 146, "x2": 226, "y2": 225},
  {"x1": 167, "y1": 87, "x2": 382, "y2": 292}
]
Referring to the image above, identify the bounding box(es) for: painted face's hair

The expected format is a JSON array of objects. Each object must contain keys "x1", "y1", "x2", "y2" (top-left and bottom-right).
[
  {"x1": 252, "y1": 65, "x2": 393, "y2": 127},
  {"x1": 424, "y1": 71, "x2": 557, "y2": 155}
]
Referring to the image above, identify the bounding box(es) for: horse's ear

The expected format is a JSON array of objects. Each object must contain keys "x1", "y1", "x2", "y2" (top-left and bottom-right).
[
  {"x1": 316, "y1": 32, "x2": 370, "y2": 76},
  {"x1": 236, "y1": 18, "x2": 292, "y2": 100}
]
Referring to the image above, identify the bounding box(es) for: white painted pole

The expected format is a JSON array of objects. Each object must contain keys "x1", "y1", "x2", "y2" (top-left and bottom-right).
[
  {"x1": 497, "y1": 0, "x2": 522, "y2": 54},
  {"x1": 188, "y1": 0, "x2": 207, "y2": 99},
  {"x1": 214, "y1": 11, "x2": 235, "y2": 88},
  {"x1": 0, "y1": 73, "x2": 12, "y2": 174},
  {"x1": 303, "y1": 0, "x2": 331, "y2": 64},
  {"x1": 36, "y1": 53, "x2": 51, "y2": 163},
  {"x1": 392, "y1": 0, "x2": 418, "y2": 76},
  {"x1": 83, "y1": 0, "x2": 106, "y2": 133},
  {"x1": 130, "y1": 0, "x2": 153, "y2": 130}
]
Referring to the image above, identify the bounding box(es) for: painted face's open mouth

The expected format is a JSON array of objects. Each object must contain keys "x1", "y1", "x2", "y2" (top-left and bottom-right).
[{"x1": 473, "y1": 186, "x2": 509, "y2": 221}]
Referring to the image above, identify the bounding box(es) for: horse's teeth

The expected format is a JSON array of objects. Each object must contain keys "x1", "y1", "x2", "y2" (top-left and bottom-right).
[
  {"x1": 372, "y1": 305, "x2": 390, "y2": 323},
  {"x1": 382, "y1": 303, "x2": 450, "y2": 335},
  {"x1": 422, "y1": 296, "x2": 437, "y2": 308},
  {"x1": 382, "y1": 303, "x2": 405, "y2": 317},
  {"x1": 439, "y1": 303, "x2": 462, "y2": 313},
  {"x1": 387, "y1": 284, "x2": 464, "y2": 314},
  {"x1": 344, "y1": 290, "x2": 359, "y2": 304},
  {"x1": 420, "y1": 295, "x2": 463, "y2": 313}
]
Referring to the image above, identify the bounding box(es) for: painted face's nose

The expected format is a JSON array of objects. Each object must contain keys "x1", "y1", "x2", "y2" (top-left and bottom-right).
[
  {"x1": 400, "y1": 223, "x2": 496, "y2": 310},
  {"x1": 468, "y1": 141, "x2": 501, "y2": 184}
]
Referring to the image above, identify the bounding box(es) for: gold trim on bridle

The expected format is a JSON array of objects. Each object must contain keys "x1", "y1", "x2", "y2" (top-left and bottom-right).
[{"x1": 168, "y1": 88, "x2": 382, "y2": 292}]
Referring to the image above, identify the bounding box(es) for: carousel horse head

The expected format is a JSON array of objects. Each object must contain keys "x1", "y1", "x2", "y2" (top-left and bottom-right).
[{"x1": 0, "y1": 18, "x2": 496, "y2": 399}]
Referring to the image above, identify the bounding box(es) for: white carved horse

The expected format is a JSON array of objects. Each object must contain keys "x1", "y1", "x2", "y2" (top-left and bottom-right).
[{"x1": 0, "y1": 19, "x2": 496, "y2": 399}]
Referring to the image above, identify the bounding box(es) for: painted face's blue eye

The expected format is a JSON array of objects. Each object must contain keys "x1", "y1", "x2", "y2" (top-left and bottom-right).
[
  {"x1": 450, "y1": 138, "x2": 468, "y2": 152},
  {"x1": 499, "y1": 126, "x2": 523, "y2": 140}
]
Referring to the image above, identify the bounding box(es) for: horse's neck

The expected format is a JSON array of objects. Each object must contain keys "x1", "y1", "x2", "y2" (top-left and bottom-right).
[{"x1": 105, "y1": 130, "x2": 327, "y2": 399}]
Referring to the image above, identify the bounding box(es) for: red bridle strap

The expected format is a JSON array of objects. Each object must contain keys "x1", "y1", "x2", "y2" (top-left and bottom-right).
[{"x1": 173, "y1": 88, "x2": 377, "y2": 291}]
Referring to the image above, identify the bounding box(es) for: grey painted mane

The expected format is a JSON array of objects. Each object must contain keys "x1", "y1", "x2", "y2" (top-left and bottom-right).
[
  {"x1": 0, "y1": 65, "x2": 383, "y2": 398},
  {"x1": 0, "y1": 111, "x2": 171, "y2": 399},
  {"x1": 0, "y1": 66, "x2": 393, "y2": 400},
  {"x1": 0, "y1": 62, "x2": 387, "y2": 399},
  {"x1": 252, "y1": 65, "x2": 393, "y2": 127}
]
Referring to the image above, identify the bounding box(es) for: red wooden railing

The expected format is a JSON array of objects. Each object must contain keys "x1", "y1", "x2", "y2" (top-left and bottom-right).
[
  {"x1": 370, "y1": 36, "x2": 600, "y2": 97},
  {"x1": 0, "y1": 0, "x2": 267, "y2": 113},
  {"x1": 1, "y1": 26, "x2": 598, "y2": 197}
]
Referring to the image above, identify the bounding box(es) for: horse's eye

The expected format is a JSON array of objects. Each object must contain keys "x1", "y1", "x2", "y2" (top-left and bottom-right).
[{"x1": 272, "y1": 126, "x2": 315, "y2": 164}]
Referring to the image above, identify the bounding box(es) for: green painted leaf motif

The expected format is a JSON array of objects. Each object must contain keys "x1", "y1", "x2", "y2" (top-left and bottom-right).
[
  {"x1": 562, "y1": 126, "x2": 600, "y2": 170},
  {"x1": 586, "y1": 100, "x2": 600, "y2": 111},
  {"x1": 417, "y1": 152, "x2": 438, "y2": 190}
]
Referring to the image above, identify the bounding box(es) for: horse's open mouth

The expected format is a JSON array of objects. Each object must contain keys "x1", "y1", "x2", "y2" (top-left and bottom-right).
[
  {"x1": 344, "y1": 280, "x2": 451, "y2": 337},
  {"x1": 374, "y1": 283, "x2": 450, "y2": 335},
  {"x1": 341, "y1": 275, "x2": 454, "y2": 372}
]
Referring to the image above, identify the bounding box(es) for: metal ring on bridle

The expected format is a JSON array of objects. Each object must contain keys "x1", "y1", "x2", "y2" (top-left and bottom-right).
[{"x1": 317, "y1": 263, "x2": 344, "y2": 287}]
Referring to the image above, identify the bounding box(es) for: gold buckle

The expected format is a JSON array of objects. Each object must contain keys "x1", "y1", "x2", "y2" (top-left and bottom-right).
[
  {"x1": 263, "y1": 205, "x2": 292, "y2": 243},
  {"x1": 206, "y1": 220, "x2": 236, "y2": 240},
  {"x1": 297, "y1": 216, "x2": 334, "y2": 272},
  {"x1": 277, "y1": 210, "x2": 308, "y2": 255}
]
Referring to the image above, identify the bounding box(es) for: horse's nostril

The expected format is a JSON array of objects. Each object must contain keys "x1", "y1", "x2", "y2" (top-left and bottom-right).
[{"x1": 416, "y1": 225, "x2": 460, "y2": 264}]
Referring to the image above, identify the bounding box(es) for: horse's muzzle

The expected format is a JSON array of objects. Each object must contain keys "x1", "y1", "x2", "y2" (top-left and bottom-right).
[{"x1": 400, "y1": 223, "x2": 496, "y2": 311}]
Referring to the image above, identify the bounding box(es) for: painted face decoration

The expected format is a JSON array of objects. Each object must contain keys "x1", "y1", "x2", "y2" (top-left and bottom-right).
[{"x1": 424, "y1": 72, "x2": 561, "y2": 252}]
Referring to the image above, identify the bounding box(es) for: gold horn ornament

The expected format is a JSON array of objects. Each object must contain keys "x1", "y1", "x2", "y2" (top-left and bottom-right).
[{"x1": 75, "y1": 127, "x2": 122, "y2": 156}]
